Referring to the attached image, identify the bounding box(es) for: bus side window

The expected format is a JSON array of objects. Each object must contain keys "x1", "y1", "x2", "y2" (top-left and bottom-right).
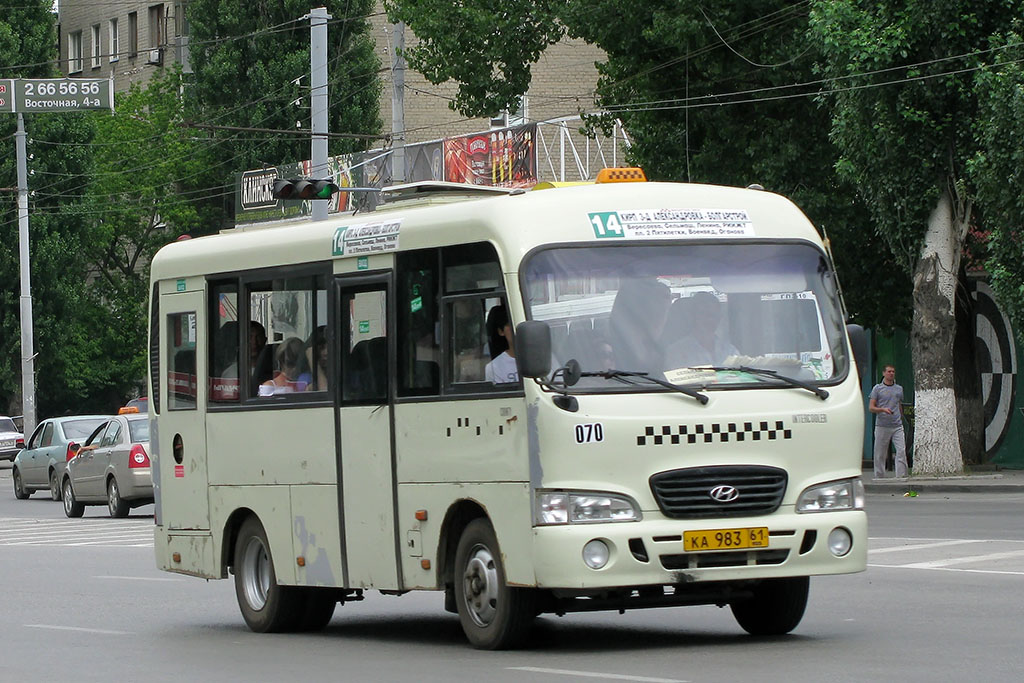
[
  {"x1": 397, "y1": 248, "x2": 440, "y2": 397},
  {"x1": 208, "y1": 280, "x2": 240, "y2": 404}
]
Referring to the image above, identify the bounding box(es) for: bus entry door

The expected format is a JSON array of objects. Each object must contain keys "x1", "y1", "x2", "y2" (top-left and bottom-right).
[
  {"x1": 157, "y1": 288, "x2": 211, "y2": 530},
  {"x1": 335, "y1": 275, "x2": 401, "y2": 590}
]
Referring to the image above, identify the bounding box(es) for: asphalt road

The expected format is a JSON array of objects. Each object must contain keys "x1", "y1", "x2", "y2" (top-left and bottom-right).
[{"x1": 2, "y1": 460, "x2": 1023, "y2": 683}]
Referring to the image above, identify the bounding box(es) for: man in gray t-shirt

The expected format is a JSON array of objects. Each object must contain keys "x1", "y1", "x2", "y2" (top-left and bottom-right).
[{"x1": 869, "y1": 365, "x2": 907, "y2": 478}]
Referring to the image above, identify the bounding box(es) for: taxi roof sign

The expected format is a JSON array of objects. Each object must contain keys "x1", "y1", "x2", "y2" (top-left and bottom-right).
[{"x1": 595, "y1": 167, "x2": 647, "y2": 183}]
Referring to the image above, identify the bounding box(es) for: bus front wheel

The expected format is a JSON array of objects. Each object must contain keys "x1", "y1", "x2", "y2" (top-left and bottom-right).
[
  {"x1": 730, "y1": 576, "x2": 809, "y2": 636},
  {"x1": 454, "y1": 518, "x2": 536, "y2": 649},
  {"x1": 233, "y1": 517, "x2": 304, "y2": 633}
]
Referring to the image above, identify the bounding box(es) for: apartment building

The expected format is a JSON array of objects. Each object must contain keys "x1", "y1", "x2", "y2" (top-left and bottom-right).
[
  {"x1": 58, "y1": 1, "x2": 190, "y2": 92},
  {"x1": 57, "y1": 3, "x2": 620, "y2": 181}
]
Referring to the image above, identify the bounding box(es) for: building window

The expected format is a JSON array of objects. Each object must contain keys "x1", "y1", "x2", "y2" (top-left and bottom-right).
[
  {"x1": 91, "y1": 24, "x2": 101, "y2": 68},
  {"x1": 149, "y1": 4, "x2": 165, "y2": 48},
  {"x1": 128, "y1": 12, "x2": 138, "y2": 57},
  {"x1": 109, "y1": 18, "x2": 119, "y2": 62},
  {"x1": 68, "y1": 31, "x2": 83, "y2": 73}
]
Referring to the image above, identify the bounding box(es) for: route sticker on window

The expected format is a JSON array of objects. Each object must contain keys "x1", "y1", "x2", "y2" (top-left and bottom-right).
[
  {"x1": 574, "y1": 423, "x2": 604, "y2": 444},
  {"x1": 588, "y1": 209, "x2": 754, "y2": 240},
  {"x1": 333, "y1": 218, "x2": 402, "y2": 256}
]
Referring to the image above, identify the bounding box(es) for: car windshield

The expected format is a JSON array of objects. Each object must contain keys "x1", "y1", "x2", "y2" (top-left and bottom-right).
[
  {"x1": 128, "y1": 418, "x2": 149, "y2": 443},
  {"x1": 522, "y1": 242, "x2": 850, "y2": 392},
  {"x1": 63, "y1": 418, "x2": 108, "y2": 440},
  {"x1": 0, "y1": 417, "x2": 16, "y2": 432}
]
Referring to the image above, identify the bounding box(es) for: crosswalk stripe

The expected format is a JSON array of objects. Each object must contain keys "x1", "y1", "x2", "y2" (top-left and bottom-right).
[{"x1": 0, "y1": 517, "x2": 154, "y2": 547}]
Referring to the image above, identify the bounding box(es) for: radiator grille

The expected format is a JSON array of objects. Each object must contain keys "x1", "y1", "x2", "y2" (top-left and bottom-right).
[{"x1": 649, "y1": 465, "x2": 787, "y2": 519}]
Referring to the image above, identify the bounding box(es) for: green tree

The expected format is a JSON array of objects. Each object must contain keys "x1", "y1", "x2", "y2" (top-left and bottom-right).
[
  {"x1": 386, "y1": 0, "x2": 909, "y2": 332},
  {"x1": 808, "y1": 0, "x2": 1024, "y2": 474},
  {"x1": 186, "y1": 0, "x2": 383, "y2": 213}
]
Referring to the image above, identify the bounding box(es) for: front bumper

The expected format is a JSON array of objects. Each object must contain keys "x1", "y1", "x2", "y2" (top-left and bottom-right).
[{"x1": 532, "y1": 508, "x2": 866, "y2": 589}]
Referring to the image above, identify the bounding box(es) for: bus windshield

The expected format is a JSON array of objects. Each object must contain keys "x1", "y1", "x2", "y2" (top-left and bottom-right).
[{"x1": 522, "y1": 241, "x2": 849, "y2": 390}]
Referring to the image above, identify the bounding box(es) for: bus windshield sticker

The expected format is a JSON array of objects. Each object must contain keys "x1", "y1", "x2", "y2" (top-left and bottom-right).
[
  {"x1": 574, "y1": 423, "x2": 604, "y2": 444},
  {"x1": 588, "y1": 209, "x2": 754, "y2": 240},
  {"x1": 333, "y1": 218, "x2": 402, "y2": 256}
]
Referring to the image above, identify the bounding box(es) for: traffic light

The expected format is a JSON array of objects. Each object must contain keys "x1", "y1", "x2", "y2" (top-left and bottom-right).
[{"x1": 272, "y1": 178, "x2": 341, "y2": 200}]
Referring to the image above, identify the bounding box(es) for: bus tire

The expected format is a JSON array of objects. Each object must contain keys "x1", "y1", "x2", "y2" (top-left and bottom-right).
[
  {"x1": 297, "y1": 590, "x2": 337, "y2": 632},
  {"x1": 454, "y1": 518, "x2": 536, "y2": 649},
  {"x1": 233, "y1": 517, "x2": 303, "y2": 633},
  {"x1": 730, "y1": 576, "x2": 809, "y2": 636}
]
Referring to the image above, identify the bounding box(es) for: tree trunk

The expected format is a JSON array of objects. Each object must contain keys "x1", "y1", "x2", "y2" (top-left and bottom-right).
[
  {"x1": 954, "y1": 266, "x2": 985, "y2": 466},
  {"x1": 910, "y1": 186, "x2": 968, "y2": 475}
]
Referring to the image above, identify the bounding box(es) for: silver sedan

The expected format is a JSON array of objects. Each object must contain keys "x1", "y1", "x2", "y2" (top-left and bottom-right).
[
  {"x1": 62, "y1": 414, "x2": 153, "y2": 518},
  {"x1": 12, "y1": 415, "x2": 109, "y2": 500}
]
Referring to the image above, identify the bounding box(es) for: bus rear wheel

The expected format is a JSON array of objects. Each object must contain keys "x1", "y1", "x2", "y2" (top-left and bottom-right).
[
  {"x1": 233, "y1": 517, "x2": 304, "y2": 633},
  {"x1": 730, "y1": 576, "x2": 809, "y2": 636},
  {"x1": 454, "y1": 518, "x2": 536, "y2": 649}
]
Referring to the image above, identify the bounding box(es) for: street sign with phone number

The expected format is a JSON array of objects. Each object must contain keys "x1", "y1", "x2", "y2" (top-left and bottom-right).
[{"x1": 0, "y1": 78, "x2": 113, "y2": 113}]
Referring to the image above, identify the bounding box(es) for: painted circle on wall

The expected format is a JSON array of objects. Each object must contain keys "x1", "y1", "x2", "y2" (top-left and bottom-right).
[{"x1": 971, "y1": 280, "x2": 1017, "y2": 459}]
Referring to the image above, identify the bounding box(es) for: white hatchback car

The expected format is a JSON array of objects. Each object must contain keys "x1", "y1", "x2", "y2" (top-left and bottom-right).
[
  {"x1": 0, "y1": 415, "x2": 25, "y2": 462},
  {"x1": 62, "y1": 413, "x2": 152, "y2": 518}
]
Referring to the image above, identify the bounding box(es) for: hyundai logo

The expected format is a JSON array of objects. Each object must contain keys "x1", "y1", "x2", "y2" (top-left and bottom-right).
[{"x1": 709, "y1": 485, "x2": 740, "y2": 503}]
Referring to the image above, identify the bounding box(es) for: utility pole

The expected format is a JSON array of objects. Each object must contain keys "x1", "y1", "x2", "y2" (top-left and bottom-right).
[
  {"x1": 310, "y1": 7, "x2": 330, "y2": 221},
  {"x1": 391, "y1": 21, "x2": 406, "y2": 184},
  {"x1": 15, "y1": 112, "x2": 35, "y2": 437}
]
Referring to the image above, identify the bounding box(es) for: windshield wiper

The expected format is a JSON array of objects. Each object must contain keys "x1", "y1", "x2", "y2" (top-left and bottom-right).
[
  {"x1": 581, "y1": 369, "x2": 709, "y2": 405},
  {"x1": 705, "y1": 365, "x2": 829, "y2": 400}
]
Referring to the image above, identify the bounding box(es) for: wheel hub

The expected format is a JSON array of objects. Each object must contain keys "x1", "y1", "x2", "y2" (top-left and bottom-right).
[
  {"x1": 241, "y1": 537, "x2": 271, "y2": 611},
  {"x1": 462, "y1": 544, "x2": 499, "y2": 627}
]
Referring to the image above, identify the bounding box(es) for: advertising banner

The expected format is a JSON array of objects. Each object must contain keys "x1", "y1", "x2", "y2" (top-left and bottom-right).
[{"x1": 444, "y1": 124, "x2": 537, "y2": 188}]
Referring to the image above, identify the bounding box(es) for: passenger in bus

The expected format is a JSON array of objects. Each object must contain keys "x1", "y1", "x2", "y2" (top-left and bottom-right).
[
  {"x1": 663, "y1": 291, "x2": 739, "y2": 369},
  {"x1": 259, "y1": 337, "x2": 311, "y2": 395},
  {"x1": 608, "y1": 278, "x2": 671, "y2": 373},
  {"x1": 305, "y1": 326, "x2": 328, "y2": 391},
  {"x1": 484, "y1": 305, "x2": 519, "y2": 384},
  {"x1": 249, "y1": 321, "x2": 272, "y2": 391},
  {"x1": 214, "y1": 321, "x2": 240, "y2": 377}
]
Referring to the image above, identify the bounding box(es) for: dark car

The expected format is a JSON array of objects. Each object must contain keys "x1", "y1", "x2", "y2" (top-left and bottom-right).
[{"x1": 12, "y1": 415, "x2": 110, "y2": 500}]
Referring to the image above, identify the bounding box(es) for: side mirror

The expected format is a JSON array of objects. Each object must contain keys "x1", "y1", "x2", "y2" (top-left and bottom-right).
[
  {"x1": 515, "y1": 321, "x2": 552, "y2": 379},
  {"x1": 846, "y1": 323, "x2": 867, "y2": 380}
]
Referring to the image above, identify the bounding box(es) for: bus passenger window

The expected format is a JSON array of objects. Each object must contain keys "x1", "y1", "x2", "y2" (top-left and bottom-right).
[
  {"x1": 343, "y1": 289, "x2": 388, "y2": 403},
  {"x1": 397, "y1": 248, "x2": 440, "y2": 397},
  {"x1": 247, "y1": 275, "x2": 328, "y2": 399},
  {"x1": 208, "y1": 281, "x2": 240, "y2": 403}
]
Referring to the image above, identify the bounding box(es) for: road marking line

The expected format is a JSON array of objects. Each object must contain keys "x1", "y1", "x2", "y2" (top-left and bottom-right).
[
  {"x1": 869, "y1": 540, "x2": 986, "y2": 554},
  {"x1": 507, "y1": 667, "x2": 687, "y2": 683},
  {"x1": 868, "y1": 563, "x2": 1024, "y2": 576},
  {"x1": 94, "y1": 575, "x2": 182, "y2": 582},
  {"x1": 25, "y1": 624, "x2": 129, "y2": 635},
  {"x1": 899, "y1": 549, "x2": 1024, "y2": 568}
]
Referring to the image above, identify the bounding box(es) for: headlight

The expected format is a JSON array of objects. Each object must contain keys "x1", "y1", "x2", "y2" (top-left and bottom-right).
[
  {"x1": 796, "y1": 478, "x2": 865, "y2": 512},
  {"x1": 535, "y1": 491, "x2": 641, "y2": 525}
]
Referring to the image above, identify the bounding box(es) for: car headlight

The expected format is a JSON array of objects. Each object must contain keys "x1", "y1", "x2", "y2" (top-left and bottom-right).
[
  {"x1": 796, "y1": 478, "x2": 865, "y2": 513},
  {"x1": 535, "y1": 491, "x2": 641, "y2": 525}
]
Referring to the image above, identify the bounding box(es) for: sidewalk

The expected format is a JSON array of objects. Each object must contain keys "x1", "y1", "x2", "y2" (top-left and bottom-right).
[{"x1": 861, "y1": 467, "x2": 1024, "y2": 494}]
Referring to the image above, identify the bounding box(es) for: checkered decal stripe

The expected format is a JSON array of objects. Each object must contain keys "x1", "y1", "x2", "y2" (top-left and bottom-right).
[{"x1": 637, "y1": 421, "x2": 793, "y2": 446}]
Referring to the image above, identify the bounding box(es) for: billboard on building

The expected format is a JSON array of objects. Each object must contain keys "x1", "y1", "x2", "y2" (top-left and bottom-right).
[{"x1": 444, "y1": 124, "x2": 537, "y2": 188}]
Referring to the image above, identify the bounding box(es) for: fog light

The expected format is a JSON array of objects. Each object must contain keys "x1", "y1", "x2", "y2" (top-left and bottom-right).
[
  {"x1": 828, "y1": 527, "x2": 852, "y2": 557},
  {"x1": 582, "y1": 539, "x2": 610, "y2": 569}
]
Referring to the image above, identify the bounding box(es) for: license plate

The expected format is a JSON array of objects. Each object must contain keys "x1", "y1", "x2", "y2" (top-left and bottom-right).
[
  {"x1": 683, "y1": 527, "x2": 769, "y2": 551},
  {"x1": 0, "y1": 440, "x2": 13, "y2": 448}
]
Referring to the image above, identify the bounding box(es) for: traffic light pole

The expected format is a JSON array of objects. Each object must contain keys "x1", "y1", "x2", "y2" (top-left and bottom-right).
[
  {"x1": 15, "y1": 112, "x2": 36, "y2": 437},
  {"x1": 310, "y1": 7, "x2": 330, "y2": 222}
]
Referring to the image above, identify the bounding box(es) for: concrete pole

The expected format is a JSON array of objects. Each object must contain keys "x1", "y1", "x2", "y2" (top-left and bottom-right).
[
  {"x1": 15, "y1": 112, "x2": 36, "y2": 437},
  {"x1": 310, "y1": 7, "x2": 330, "y2": 221},
  {"x1": 391, "y1": 21, "x2": 406, "y2": 184}
]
